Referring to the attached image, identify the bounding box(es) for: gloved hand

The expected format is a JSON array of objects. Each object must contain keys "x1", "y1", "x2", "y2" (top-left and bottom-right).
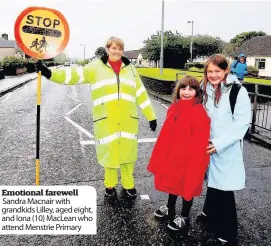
[
  {"x1": 35, "y1": 60, "x2": 52, "y2": 79},
  {"x1": 149, "y1": 119, "x2": 157, "y2": 132}
]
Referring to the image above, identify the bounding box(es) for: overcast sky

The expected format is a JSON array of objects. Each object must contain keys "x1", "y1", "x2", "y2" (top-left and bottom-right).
[{"x1": 0, "y1": 0, "x2": 271, "y2": 59}]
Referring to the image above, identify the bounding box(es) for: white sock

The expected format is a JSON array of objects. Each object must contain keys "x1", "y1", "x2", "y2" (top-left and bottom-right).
[
  {"x1": 218, "y1": 238, "x2": 228, "y2": 243},
  {"x1": 202, "y1": 211, "x2": 207, "y2": 216}
]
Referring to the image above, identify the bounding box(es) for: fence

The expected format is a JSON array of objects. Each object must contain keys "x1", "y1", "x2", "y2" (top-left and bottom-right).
[{"x1": 247, "y1": 83, "x2": 271, "y2": 133}]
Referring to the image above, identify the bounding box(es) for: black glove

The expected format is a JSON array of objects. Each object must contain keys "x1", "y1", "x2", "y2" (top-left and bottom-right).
[
  {"x1": 35, "y1": 60, "x2": 52, "y2": 79},
  {"x1": 149, "y1": 119, "x2": 157, "y2": 132}
]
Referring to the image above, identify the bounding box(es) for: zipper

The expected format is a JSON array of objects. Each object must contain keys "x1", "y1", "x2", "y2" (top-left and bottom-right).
[
  {"x1": 103, "y1": 62, "x2": 129, "y2": 105},
  {"x1": 116, "y1": 72, "x2": 120, "y2": 101},
  {"x1": 117, "y1": 65, "x2": 128, "y2": 105}
]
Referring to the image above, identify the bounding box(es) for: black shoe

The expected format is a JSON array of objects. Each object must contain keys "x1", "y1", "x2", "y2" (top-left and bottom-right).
[
  {"x1": 105, "y1": 188, "x2": 116, "y2": 197},
  {"x1": 126, "y1": 188, "x2": 137, "y2": 197},
  {"x1": 167, "y1": 216, "x2": 189, "y2": 231},
  {"x1": 204, "y1": 237, "x2": 235, "y2": 246},
  {"x1": 154, "y1": 205, "x2": 168, "y2": 218},
  {"x1": 196, "y1": 212, "x2": 208, "y2": 226}
]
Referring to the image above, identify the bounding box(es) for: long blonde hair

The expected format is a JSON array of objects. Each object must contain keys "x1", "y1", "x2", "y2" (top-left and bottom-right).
[{"x1": 202, "y1": 54, "x2": 230, "y2": 106}]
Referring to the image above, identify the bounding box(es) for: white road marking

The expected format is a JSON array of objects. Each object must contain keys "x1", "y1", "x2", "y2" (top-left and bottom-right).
[
  {"x1": 78, "y1": 130, "x2": 86, "y2": 157},
  {"x1": 65, "y1": 103, "x2": 83, "y2": 116},
  {"x1": 138, "y1": 138, "x2": 157, "y2": 143},
  {"x1": 63, "y1": 116, "x2": 94, "y2": 138},
  {"x1": 68, "y1": 92, "x2": 75, "y2": 97},
  {"x1": 67, "y1": 95, "x2": 82, "y2": 103},
  {"x1": 151, "y1": 99, "x2": 169, "y2": 109},
  {"x1": 80, "y1": 138, "x2": 157, "y2": 145},
  {"x1": 140, "y1": 195, "x2": 150, "y2": 200},
  {"x1": 151, "y1": 99, "x2": 161, "y2": 104},
  {"x1": 71, "y1": 86, "x2": 78, "y2": 97},
  {"x1": 1, "y1": 94, "x2": 11, "y2": 103},
  {"x1": 80, "y1": 140, "x2": 96, "y2": 145}
]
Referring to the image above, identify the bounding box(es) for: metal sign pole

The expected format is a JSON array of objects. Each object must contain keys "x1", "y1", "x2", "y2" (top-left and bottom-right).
[{"x1": 36, "y1": 67, "x2": 42, "y2": 185}]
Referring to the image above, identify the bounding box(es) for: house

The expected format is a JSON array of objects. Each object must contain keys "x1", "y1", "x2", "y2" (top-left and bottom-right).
[
  {"x1": 123, "y1": 49, "x2": 158, "y2": 68},
  {"x1": 0, "y1": 33, "x2": 24, "y2": 61},
  {"x1": 233, "y1": 36, "x2": 271, "y2": 77}
]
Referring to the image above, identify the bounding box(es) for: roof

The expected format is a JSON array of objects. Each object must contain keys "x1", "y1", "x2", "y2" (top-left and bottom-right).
[
  {"x1": 234, "y1": 36, "x2": 271, "y2": 57},
  {"x1": 123, "y1": 49, "x2": 141, "y2": 59},
  {"x1": 0, "y1": 38, "x2": 16, "y2": 48}
]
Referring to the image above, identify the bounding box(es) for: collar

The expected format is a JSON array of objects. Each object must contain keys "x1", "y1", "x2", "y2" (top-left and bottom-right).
[{"x1": 101, "y1": 55, "x2": 131, "y2": 66}]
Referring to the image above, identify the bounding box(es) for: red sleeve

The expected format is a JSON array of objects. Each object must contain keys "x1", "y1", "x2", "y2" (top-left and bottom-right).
[{"x1": 147, "y1": 103, "x2": 174, "y2": 174}]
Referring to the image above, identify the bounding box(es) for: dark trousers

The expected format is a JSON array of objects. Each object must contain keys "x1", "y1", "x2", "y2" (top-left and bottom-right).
[
  {"x1": 203, "y1": 187, "x2": 238, "y2": 243},
  {"x1": 167, "y1": 194, "x2": 193, "y2": 218}
]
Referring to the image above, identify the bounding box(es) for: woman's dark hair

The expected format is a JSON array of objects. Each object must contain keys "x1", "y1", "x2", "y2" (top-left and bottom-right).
[{"x1": 172, "y1": 75, "x2": 202, "y2": 104}]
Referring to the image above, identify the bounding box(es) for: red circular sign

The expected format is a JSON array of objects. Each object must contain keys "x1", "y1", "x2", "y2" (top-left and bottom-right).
[{"x1": 14, "y1": 6, "x2": 70, "y2": 60}]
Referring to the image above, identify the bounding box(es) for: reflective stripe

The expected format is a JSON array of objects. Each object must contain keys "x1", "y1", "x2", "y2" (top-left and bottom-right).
[
  {"x1": 76, "y1": 66, "x2": 84, "y2": 84},
  {"x1": 139, "y1": 99, "x2": 151, "y2": 109},
  {"x1": 136, "y1": 86, "x2": 145, "y2": 97},
  {"x1": 91, "y1": 78, "x2": 116, "y2": 91},
  {"x1": 96, "y1": 132, "x2": 119, "y2": 145},
  {"x1": 93, "y1": 93, "x2": 136, "y2": 106},
  {"x1": 91, "y1": 77, "x2": 136, "y2": 91},
  {"x1": 96, "y1": 131, "x2": 137, "y2": 145},
  {"x1": 64, "y1": 68, "x2": 72, "y2": 84},
  {"x1": 121, "y1": 131, "x2": 137, "y2": 140},
  {"x1": 93, "y1": 93, "x2": 118, "y2": 106},
  {"x1": 120, "y1": 93, "x2": 136, "y2": 103},
  {"x1": 120, "y1": 77, "x2": 136, "y2": 88}
]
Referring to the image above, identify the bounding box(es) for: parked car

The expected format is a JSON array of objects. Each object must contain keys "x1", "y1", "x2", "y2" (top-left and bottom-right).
[{"x1": 64, "y1": 62, "x2": 70, "y2": 66}]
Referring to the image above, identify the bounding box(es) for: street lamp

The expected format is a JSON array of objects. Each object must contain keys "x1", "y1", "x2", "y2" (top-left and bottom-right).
[
  {"x1": 160, "y1": 0, "x2": 165, "y2": 75},
  {"x1": 80, "y1": 44, "x2": 86, "y2": 60},
  {"x1": 187, "y1": 20, "x2": 194, "y2": 62}
]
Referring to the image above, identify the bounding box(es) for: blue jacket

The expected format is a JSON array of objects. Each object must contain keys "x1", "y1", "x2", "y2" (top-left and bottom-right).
[
  {"x1": 230, "y1": 60, "x2": 247, "y2": 80},
  {"x1": 204, "y1": 75, "x2": 251, "y2": 191}
]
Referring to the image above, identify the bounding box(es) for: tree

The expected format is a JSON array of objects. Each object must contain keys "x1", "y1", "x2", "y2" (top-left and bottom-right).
[
  {"x1": 230, "y1": 31, "x2": 266, "y2": 49},
  {"x1": 142, "y1": 31, "x2": 227, "y2": 68},
  {"x1": 95, "y1": 47, "x2": 107, "y2": 58},
  {"x1": 221, "y1": 43, "x2": 235, "y2": 56},
  {"x1": 192, "y1": 35, "x2": 226, "y2": 57},
  {"x1": 142, "y1": 30, "x2": 190, "y2": 69},
  {"x1": 53, "y1": 52, "x2": 68, "y2": 63}
]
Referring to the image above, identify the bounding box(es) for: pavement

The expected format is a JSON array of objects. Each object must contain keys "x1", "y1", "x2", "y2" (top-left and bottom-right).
[
  {"x1": 0, "y1": 73, "x2": 37, "y2": 96},
  {"x1": 0, "y1": 74, "x2": 270, "y2": 246}
]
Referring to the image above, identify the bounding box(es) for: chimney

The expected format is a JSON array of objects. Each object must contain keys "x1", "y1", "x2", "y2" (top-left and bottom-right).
[{"x1": 1, "y1": 33, "x2": 8, "y2": 40}]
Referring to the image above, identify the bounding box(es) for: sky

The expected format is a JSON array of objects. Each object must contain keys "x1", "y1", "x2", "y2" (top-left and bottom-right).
[{"x1": 0, "y1": 0, "x2": 271, "y2": 59}]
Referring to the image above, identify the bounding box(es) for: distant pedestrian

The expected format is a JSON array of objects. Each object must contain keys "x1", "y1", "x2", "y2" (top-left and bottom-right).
[
  {"x1": 148, "y1": 75, "x2": 210, "y2": 233},
  {"x1": 230, "y1": 53, "x2": 247, "y2": 83}
]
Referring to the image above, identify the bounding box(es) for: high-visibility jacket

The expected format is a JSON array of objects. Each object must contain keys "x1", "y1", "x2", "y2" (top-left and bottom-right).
[{"x1": 49, "y1": 55, "x2": 156, "y2": 168}]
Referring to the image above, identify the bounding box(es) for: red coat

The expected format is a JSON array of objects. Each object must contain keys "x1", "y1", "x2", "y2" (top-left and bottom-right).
[{"x1": 147, "y1": 99, "x2": 210, "y2": 201}]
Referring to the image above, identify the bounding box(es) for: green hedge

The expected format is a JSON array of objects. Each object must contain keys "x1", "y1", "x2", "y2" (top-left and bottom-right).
[
  {"x1": 1, "y1": 56, "x2": 64, "y2": 75},
  {"x1": 247, "y1": 66, "x2": 259, "y2": 77},
  {"x1": 76, "y1": 60, "x2": 89, "y2": 66},
  {"x1": 185, "y1": 62, "x2": 205, "y2": 70},
  {"x1": 188, "y1": 67, "x2": 204, "y2": 73}
]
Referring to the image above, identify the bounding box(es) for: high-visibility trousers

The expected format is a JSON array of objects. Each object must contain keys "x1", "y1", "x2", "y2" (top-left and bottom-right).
[{"x1": 104, "y1": 162, "x2": 135, "y2": 189}]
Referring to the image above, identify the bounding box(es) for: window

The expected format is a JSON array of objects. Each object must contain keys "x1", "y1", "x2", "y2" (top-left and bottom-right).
[{"x1": 255, "y1": 59, "x2": 266, "y2": 69}]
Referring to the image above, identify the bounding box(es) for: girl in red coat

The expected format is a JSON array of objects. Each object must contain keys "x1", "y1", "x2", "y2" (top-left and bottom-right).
[{"x1": 148, "y1": 75, "x2": 210, "y2": 232}]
